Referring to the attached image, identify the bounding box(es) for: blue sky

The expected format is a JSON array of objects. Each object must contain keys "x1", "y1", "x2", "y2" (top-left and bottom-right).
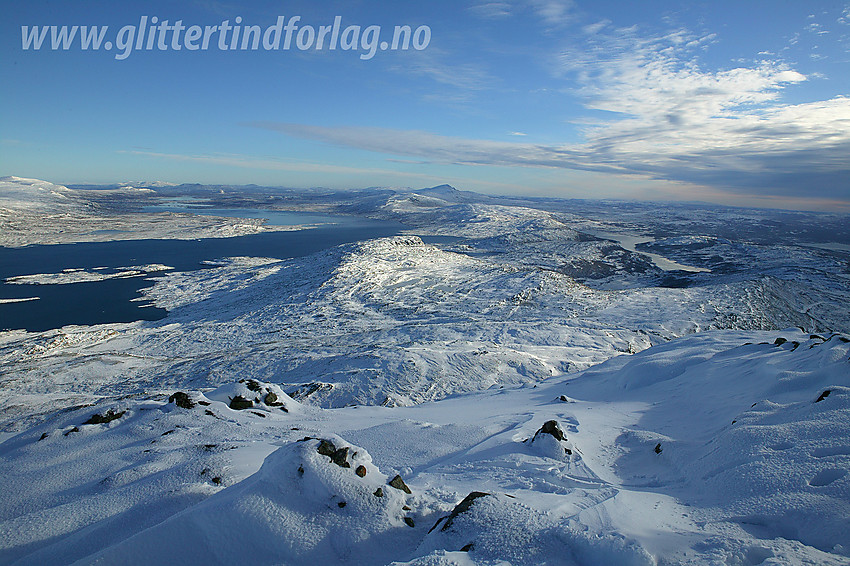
[{"x1": 1, "y1": 0, "x2": 849, "y2": 210}]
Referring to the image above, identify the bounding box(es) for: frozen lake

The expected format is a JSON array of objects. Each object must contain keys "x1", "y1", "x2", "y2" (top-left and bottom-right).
[{"x1": 0, "y1": 211, "x2": 405, "y2": 331}]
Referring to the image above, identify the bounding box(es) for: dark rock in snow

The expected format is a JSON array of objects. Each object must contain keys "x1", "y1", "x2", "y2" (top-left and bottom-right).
[
  {"x1": 816, "y1": 390, "x2": 831, "y2": 403},
  {"x1": 389, "y1": 474, "x2": 412, "y2": 494},
  {"x1": 404, "y1": 517, "x2": 415, "y2": 528},
  {"x1": 228, "y1": 396, "x2": 253, "y2": 410},
  {"x1": 84, "y1": 409, "x2": 125, "y2": 425},
  {"x1": 433, "y1": 491, "x2": 490, "y2": 533},
  {"x1": 356, "y1": 465, "x2": 367, "y2": 477},
  {"x1": 655, "y1": 443, "x2": 663, "y2": 454},
  {"x1": 317, "y1": 439, "x2": 336, "y2": 456},
  {"x1": 264, "y1": 392, "x2": 282, "y2": 406},
  {"x1": 316, "y1": 439, "x2": 351, "y2": 468},
  {"x1": 532, "y1": 420, "x2": 567, "y2": 442},
  {"x1": 168, "y1": 392, "x2": 194, "y2": 409},
  {"x1": 373, "y1": 487, "x2": 384, "y2": 497},
  {"x1": 331, "y1": 447, "x2": 351, "y2": 468}
]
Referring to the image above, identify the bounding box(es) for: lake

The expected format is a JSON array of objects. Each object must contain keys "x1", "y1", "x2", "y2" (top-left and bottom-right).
[{"x1": 0, "y1": 210, "x2": 405, "y2": 332}]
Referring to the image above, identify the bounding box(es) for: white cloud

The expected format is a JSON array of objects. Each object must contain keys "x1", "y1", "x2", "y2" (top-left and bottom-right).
[
  {"x1": 582, "y1": 19, "x2": 611, "y2": 35},
  {"x1": 247, "y1": 23, "x2": 850, "y2": 200},
  {"x1": 120, "y1": 150, "x2": 442, "y2": 181},
  {"x1": 468, "y1": 2, "x2": 513, "y2": 19},
  {"x1": 529, "y1": 0, "x2": 575, "y2": 25},
  {"x1": 392, "y1": 52, "x2": 494, "y2": 92},
  {"x1": 470, "y1": 0, "x2": 575, "y2": 26}
]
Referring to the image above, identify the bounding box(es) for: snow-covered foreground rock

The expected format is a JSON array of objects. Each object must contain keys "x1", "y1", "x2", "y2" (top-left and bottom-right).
[{"x1": 1, "y1": 330, "x2": 848, "y2": 565}]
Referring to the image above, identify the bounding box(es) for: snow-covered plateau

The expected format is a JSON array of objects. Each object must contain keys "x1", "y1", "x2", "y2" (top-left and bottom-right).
[
  {"x1": 0, "y1": 177, "x2": 298, "y2": 247},
  {"x1": 0, "y1": 178, "x2": 848, "y2": 565}
]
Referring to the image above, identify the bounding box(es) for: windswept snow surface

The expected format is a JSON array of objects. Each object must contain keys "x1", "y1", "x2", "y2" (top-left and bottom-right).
[
  {"x1": 1, "y1": 180, "x2": 849, "y2": 564},
  {"x1": 0, "y1": 332, "x2": 848, "y2": 565}
]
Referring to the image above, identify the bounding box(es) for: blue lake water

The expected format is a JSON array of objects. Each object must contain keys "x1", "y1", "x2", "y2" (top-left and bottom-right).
[{"x1": 0, "y1": 210, "x2": 405, "y2": 332}]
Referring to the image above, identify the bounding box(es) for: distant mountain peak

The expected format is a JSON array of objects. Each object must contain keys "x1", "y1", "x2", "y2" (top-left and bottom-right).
[{"x1": 423, "y1": 184, "x2": 458, "y2": 192}]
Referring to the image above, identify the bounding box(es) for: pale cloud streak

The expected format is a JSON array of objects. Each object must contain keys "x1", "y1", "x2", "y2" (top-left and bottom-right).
[
  {"x1": 247, "y1": 23, "x2": 850, "y2": 201},
  {"x1": 469, "y1": 0, "x2": 575, "y2": 26},
  {"x1": 120, "y1": 150, "x2": 444, "y2": 182}
]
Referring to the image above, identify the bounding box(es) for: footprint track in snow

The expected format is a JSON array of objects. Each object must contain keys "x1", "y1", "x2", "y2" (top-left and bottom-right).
[{"x1": 809, "y1": 468, "x2": 847, "y2": 487}]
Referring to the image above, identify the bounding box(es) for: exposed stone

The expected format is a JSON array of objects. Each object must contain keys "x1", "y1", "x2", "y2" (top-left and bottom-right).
[
  {"x1": 168, "y1": 392, "x2": 194, "y2": 409},
  {"x1": 356, "y1": 465, "x2": 367, "y2": 477},
  {"x1": 654, "y1": 443, "x2": 663, "y2": 454},
  {"x1": 816, "y1": 389, "x2": 832, "y2": 403},
  {"x1": 404, "y1": 517, "x2": 415, "y2": 528},
  {"x1": 228, "y1": 396, "x2": 253, "y2": 410},
  {"x1": 317, "y1": 439, "x2": 336, "y2": 456},
  {"x1": 532, "y1": 420, "x2": 567, "y2": 442},
  {"x1": 315, "y1": 439, "x2": 351, "y2": 468},
  {"x1": 389, "y1": 474, "x2": 412, "y2": 494},
  {"x1": 244, "y1": 379, "x2": 262, "y2": 392},
  {"x1": 264, "y1": 392, "x2": 281, "y2": 406},
  {"x1": 431, "y1": 491, "x2": 490, "y2": 533},
  {"x1": 373, "y1": 487, "x2": 384, "y2": 497},
  {"x1": 331, "y1": 447, "x2": 351, "y2": 468},
  {"x1": 460, "y1": 543, "x2": 475, "y2": 552},
  {"x1": 83, "y1": 409, "x2": 125, "y2": 425}
]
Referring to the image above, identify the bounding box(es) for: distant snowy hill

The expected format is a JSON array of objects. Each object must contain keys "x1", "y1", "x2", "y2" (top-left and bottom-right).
[
  {"x1": 0, "y1": 177, "x2": 291, "y2": 247},
  {"x1": 0, "y1": 176, "x2": 83, "y2": 213}
]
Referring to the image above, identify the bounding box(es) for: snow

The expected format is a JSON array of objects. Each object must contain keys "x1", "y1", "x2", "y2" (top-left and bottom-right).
[
  {"x1": 1, "y1": 178, "x2": 849, "y2": 564},
  {"x1": 6, "y1": 265, "x2": 173, "y2": 285},
  {"x1": 0, "y1": 297, "x2": 39, "y2": 304},
  {"x1": 0, "y1": 177, "x2": 296, "y2": 248},
  {"x1": 1, "y1": 331, "x2": 847, "y2": 564}
]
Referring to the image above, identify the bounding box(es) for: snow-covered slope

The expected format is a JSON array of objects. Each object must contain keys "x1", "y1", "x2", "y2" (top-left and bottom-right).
[
  {"x1": 1, "y1": 179, "x2": 848, "y2": 564},
  {"x1": 1, "y1": 234, "x2": 816, "y2": 428},
  {"x1": 0, "y1": 176, "x2": 82, "y2": 213},
  {"x1": 1, "y1": 330, "x2": 847, "y2": 565}
]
